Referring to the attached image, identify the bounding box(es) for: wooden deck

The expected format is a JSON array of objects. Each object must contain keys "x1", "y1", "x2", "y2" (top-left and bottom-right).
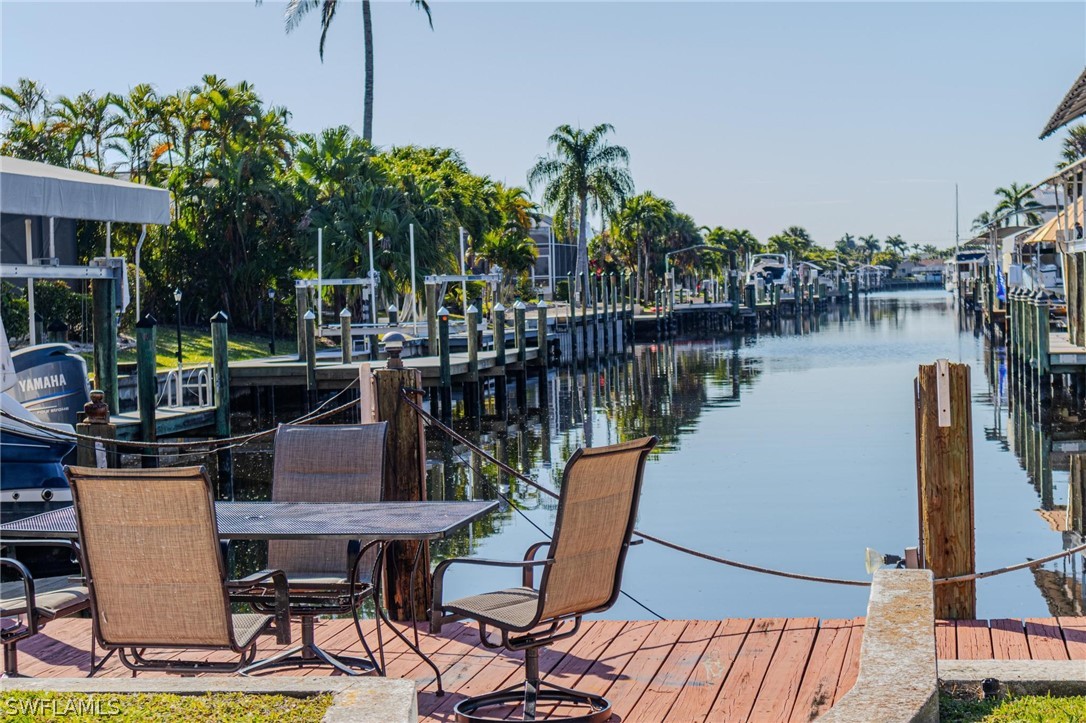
[{"x1": 13, "y1": 616, "x2": 1086, "y2": 721}]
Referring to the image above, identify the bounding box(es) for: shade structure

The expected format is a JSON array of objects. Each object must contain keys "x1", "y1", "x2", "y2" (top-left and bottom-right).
[
  {"x1": 1041, "y1": 67, "x2": 1086, "y2": 139},
  {"x1": 0, "y1": 157, "x2": 170, "y2": 225},
  {"x1": 1021, "y1": 196, "x2": 1085, "y2": 245}
]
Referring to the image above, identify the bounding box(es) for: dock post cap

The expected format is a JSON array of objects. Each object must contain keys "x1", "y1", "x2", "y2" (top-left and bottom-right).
[
  {"x1": 513, "y1": 300, "x2": 527, "y2": 310},
  {"x1": 210, "y1": 310, "x2": 229, "y2": 323},
  {"x1": 339, "y1": 307, "x2": 351, "y2": 318},
  {"x1": 493, "y1": 302, "x2": 506, "y2": 312},
  {"x1": 536, "y1": 300, "x2": 548, "y2": 309},
  {"x1": 466, "y1": 304, "x2": 479, "y2": 314},
  {"x1": 303, "y1": 310, "x2": 316, "y2": 320},
  {"x1": 387, "y1": 304, "x2": 398, "y2": 313},
  {"x1": 136, "y1": 314, "x2": 157, "y2": 328},
  {"x1": 437, "y1": 306, "x2": 450, "y2": 318}
]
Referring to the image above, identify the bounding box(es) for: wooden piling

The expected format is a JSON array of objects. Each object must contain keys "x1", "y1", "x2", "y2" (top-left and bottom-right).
[
  {"x1": 536, "y1": 301, "x2": 549, "y2": 398},
  {"x1": 339, "y1": 308, "x2": 352, "y2": 364},
  {"x1": 437, "y1": 306, "x2": 452, "y2": 423},
  {"x1": 135, "y1": 314, "x2": 158, "y2": 468},
  {"x1": 514, "y1": 300, "x2": 527, "y2": 412},
  {"x1": 915, "y1": 359, "x2": 975, "y2": 619},
  {"x1": 91, "y1": 274, "x2": 119, "y2": 414},
  {"x1": 465, "y1": 305, "x2": 481, "y2": 420},
  {"x1": 303, "y1": 310, "x2": 317, "y2": 411},
  {"x1": 493, "y1": 303, "x2": 507, "y2": 417},
  {"x1": 76, "y1": 390, "x2": 117, "y2": 468},
  {"x1": 374, "y1": 369, "x2": 431, "y2": 621},
  {"x1": 211, "y1": 311, "x2": 233, "y2": 499},
  {"x1": 600, "y1": 275, "x2": 610, "y2": 355},
  {"x1": 295, "y1": 285, "x2": 308, "y2": 360},
  {"x1": 425, "y1": 283, "x2": 439, "y2": 355}
]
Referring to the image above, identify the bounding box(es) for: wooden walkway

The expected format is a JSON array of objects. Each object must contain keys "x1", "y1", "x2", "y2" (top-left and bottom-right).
[{"x1": 13, "y1": 617, "x2": 1086, "y2": 721}]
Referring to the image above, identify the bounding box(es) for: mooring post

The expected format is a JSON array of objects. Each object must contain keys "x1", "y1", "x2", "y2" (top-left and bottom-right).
[
  {"x1": 135, "y1": 314, "x2": 158, "y2": 468},
  {"x1": 339, "y1": 307, "x2": 352, "y2": 364},
  {"x1": 465, "y1": 304, "x2": 481, "y2": 420},
  {"x1": 600, "y1": 275, "x2": 610, "y2": 356},
  {"x1": 295, "y1": 284, "x2": 308, "y2": 360},
  {"x1": 655, "y1": 288, "x2": 662, "y2": 340},
  {"x1": 387, "y1": 304, "x2": 398, "y2": 327},
  {"x1": 211, "y1": 311, "x2": 233, "y2": 500},
  {"x1": 437, "y1": 306, "x2": 452, "y2": 424},
  {"x1": 303, "y1": 309, "x2": 317, "y2": 412},
  {"x1": 374, "y1": 368, "x2": 431, "y2": 621},
  {"x1": 514, "y1": 300, "x2": 527, "y2": 412},
  {"x1": 91, "y1": 272, "x2": 119, "y2": 415},
  {"x1": 425, "y1": 282, "x2": 439, "y2": 356},
  {"x1": 493, "y1": 302, "x2": 508, "y2": 419},
  {"x1": 76, "y1": 390, "x2": 117, "y2": 468},
  {"x1": 569, "y1": 286, "x2": 578, "y2": 363},
  {"x1": 915, "y1": 359, "x2": 975, "y2": 619},
  {"x1": 536, "y1": 300, "x2": 549, "y2": 397}
]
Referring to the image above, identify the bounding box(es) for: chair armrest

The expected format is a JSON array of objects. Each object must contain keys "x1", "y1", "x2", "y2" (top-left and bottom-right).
[
  {"x1": 0, "y1": 558, "x2": 38, "y2": 638},
  {"x1": 523, "y1": 541, "x2": 552, "y2": 587},
  {"x1": 228, "y1": 569, "x2": 291, "y2": 645},
  {"x1": 430, "y1": 557, "x2": 554, "y2": 634}
]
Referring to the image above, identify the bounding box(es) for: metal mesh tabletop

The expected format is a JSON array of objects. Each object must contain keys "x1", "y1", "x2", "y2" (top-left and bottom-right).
[{"x1": 0, "y1": 501, "x2": 498, "y2": 541}]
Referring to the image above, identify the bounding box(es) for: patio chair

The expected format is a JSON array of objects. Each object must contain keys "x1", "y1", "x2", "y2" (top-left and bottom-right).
[
  {"x1": 236, "y1": 422, "x2": 387, "y2": 676},
  {"x1": 1, "y1": 540, "x2": 104, "y2": 677},
  {"x1": 65, "y1": 465, "x2": 291, "y2": 674},
  {"x1": 430, "y1": 435, "x2": 657, "y2": 723}
]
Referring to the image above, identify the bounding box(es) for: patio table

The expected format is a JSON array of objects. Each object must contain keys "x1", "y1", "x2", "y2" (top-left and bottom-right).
[{"x1": 1, "y1": 500, "x2": 497, "y2": 689}]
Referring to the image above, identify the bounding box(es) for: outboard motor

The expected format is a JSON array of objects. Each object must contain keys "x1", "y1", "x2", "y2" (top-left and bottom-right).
[{"x1": 10, "y1": 344, "x2": 91, "y2": 426}]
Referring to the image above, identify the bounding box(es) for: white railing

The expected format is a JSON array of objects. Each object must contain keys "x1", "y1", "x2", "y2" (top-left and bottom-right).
[{"x1": 162, "y1": 363, "x2": 213, "y2": 408}]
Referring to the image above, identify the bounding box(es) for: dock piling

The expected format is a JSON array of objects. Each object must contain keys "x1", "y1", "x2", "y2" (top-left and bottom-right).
[
  {"x1": 135, "y1": 314, "x2": 158, "y2": 468},
  {"x1": 536, "y1": 300, "x2": 549, "y2": 398},
  {"x1": 465, "y1": 304, "x2": 481, "y2": 420},
  {"x1": 437, "y1": 306, "x2": 452, "y2": 424},
  {"x1": 303, "y1": 310, "x2": 317, "y2": 412},
  {"x1": 339, "y1": 307, "x2": 352, "y2": 364},
  {"x1": 513, "y1": 300, "x2": 527, "y2": 413},
  {"x1": 211, "y1": 311, "x2": 233, "y2": 500},
  {"x1": 493, "y1": 303, "x2": 507, "y2": 418}
]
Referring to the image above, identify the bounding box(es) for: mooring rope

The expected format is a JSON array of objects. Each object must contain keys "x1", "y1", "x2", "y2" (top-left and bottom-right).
[
  {"x1": 0, "y1": 376, "x2": 361, "y2": 452},
  {"x1": 399, "y1": 388, "x2": 1086, "y2": 588}
]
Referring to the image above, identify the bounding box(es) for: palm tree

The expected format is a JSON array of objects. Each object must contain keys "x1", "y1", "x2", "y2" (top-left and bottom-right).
[
  {"x1": 1058, "y1": 123, "x2": 1086, "y2": 169},
  {"x1": 859, "y1": 235, "x2": 880, "y2": 263},
  {"x1": 994, "y1": 183, "x2": 1043, "y2": 227},
  {"x1": 527, "y1": 123, "x2": 633, "y2": 308},
  {"x1": 613, "y1": 191, "x2": 672, "y2": 302},
  {"x1": 971, "y1": 211, "x2": 992, "y2": 233},
  {"x1": 884, "y1": 234, "x2": 908, "y2": 257},
  {"x1": 279, "y1": 0, "x2": 432, "y2": 142}
]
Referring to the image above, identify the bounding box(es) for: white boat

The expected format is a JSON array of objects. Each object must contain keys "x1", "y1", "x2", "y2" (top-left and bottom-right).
[{"x1": 744, "y1": 254, "x2": 793, "y2": 290}]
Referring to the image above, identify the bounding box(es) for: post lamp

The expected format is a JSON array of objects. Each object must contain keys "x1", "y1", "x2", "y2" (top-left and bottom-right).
[
  {"x1": 173, "y1": 288, "x2": 183, "y2": 404},
  {"x1": 267, "y1": 287, "x2": 277, "y2": 355},
  {"x1": 381, "y1": 331, "x2": 406, "y2": 369}
]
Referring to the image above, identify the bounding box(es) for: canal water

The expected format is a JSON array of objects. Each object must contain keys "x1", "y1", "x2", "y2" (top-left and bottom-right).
[{"x1": 234, "y1": 290, "x2": 1082, "y2": 621}]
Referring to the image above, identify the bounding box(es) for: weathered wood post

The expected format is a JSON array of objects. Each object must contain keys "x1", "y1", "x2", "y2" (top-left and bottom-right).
[
  {"x1": 611, "y1": 273, "x2": 620, "y2": 352},
  {"x1": 916, "y1": 359, "x2": 975, "y2": 619},
  {"x1": 600, "y1": 275, "x2": 610, "y2": 355},
  {"x1": 465, "y1": 304, "x2": 481, "y2": 420},
  {"x1": 211, "y1": 311, "x2": 233, "y2": 500},
  {"x1": 437, "y1": 306, "x2": 452, "y2": 424},
  {"x1": 76, "y1": 390, "x2": 117, "y2": 468},
  {"x1": 91, "y1": 272, "x2": 119, "y2": 415},
  {"x1": 513, "y1": 300, "x2": 527, "y2": 412},
  {"x1": 339, "y1": 307, "x2": 352, "y2": 364},
  {"x1": 621, "y1": 273, "x2": 630, "y2": 348},
  {"x1": 569, "y1": 288, "x2": 578, "y2": 363},
  {"x1": 303, "y1": 309, "x2": 317, "y2": 412},
  {"x1": 135, "y1": 314, "x2": 158, "y2": 468},
  {"x1": 295, "y1": 284, "x2": 308, "y2": 360},
  {"x1": 387, "y1": 304, "x2": 399, "y2": 327},
  {"x1": 536, "y1": 300, "x2": 549, "y2": 398},
  {"x1": 654, "y1": 288, "x2": 662, "y2": 340},
  {"x1": 425, "y1": 282, "x2": 439, "y2": 356},
  {"x1": 493, "y1": 302, "x2": 508, "y2": 419},
  {"x1": 374, "y1": 367, "x2": 431, "y2": 622}
]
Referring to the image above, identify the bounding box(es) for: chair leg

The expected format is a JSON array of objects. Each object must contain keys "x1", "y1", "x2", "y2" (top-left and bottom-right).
[{"x1": 2, "y1": 641, "x2": 21, "y2": 678}]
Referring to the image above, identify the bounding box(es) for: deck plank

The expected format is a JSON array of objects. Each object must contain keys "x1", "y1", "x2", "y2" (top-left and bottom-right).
[
  {"x1": 748, "y1": 617, "x2": 819, "y2": 723},
  {"x1": 531, "y1": 620, "x2": 630, "y2": 719},
  {"x1": 788, "y1": 618, "x2": 853, "y2": 723},
  {"x1": 935, "y1": 620, "x2": 956, "y2": 659},
  {"x1": 990, "y1": 619, "x2": 1031, "y2": 659},
  {"x1": 1024, "y1": 618, "x2": 1070, "y2": 660},
  {"x1": 625, "y1": 619, "x2": 720, "y2": 723},
  {"x1": 954, "y1": 619, "x2": 993, "y2": 660},
  {"x1": 834, "y1": 617, "x2": 865, "y2": 704},
  {"x1": 705, "y1": 617, "x2": 787, "y2": 723},
  {"x1": 1058, "y1": 617, "x2": 1086, "y2": 660},
  {"x1": 603, "y1": 620, "x2": 689, "y2": 721},
  {"x1": 665, "y1": 617, "x2": 753, "y2": 723}
]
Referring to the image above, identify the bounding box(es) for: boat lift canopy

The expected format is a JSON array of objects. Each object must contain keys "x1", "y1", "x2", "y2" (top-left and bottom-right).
[{"x1": 0, "y1": 157, "x2": 170, "y2": 225}]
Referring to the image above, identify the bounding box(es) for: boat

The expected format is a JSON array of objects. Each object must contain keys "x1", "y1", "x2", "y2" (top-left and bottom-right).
[
  {"x1": 0, "y1": 318, "x2": 80, "y2": 524},
  {"x1": 744, "y1": 254, "x2": 793, "y2": 291}
]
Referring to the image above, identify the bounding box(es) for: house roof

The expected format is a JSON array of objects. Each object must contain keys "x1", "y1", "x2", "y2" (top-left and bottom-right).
[
  {"x1": 0, "y1": 157, "x2": 170, "y2": 224},
  {"x1": 1041, "y1": 67, "x2": 1086, "y2": 139}
]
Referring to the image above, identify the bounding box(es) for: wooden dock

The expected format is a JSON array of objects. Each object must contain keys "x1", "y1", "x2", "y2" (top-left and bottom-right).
[{"x1": 15, "y1": 616, "x2": 1086, "y2": 721}]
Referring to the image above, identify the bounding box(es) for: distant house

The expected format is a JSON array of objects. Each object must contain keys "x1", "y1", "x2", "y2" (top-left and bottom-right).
[
  {"x1": 893, "y1": 258, "x2": 944, "y2": 283},
  {"x1": 528, "y1": 214, "x2": 578, "y2": 298}
]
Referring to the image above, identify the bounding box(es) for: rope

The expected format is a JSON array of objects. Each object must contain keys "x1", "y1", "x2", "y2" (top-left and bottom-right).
[
  {"x1": 0, "y1": 377, "x2": 361, "y2": 452},
  {"x1": 399, "y1": 388, "x2": 1086, "y2": 588},
  {"x1": 399, "y1": 389, "x2": 873, "y2": 587}
]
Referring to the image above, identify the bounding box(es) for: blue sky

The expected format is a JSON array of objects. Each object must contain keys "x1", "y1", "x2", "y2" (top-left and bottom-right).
[{"x1": 2, "y1": 1, "x2": 1084, "y2": 248}]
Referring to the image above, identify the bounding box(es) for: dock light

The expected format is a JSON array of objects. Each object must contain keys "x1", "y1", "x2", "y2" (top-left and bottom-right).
[
  {"x1": 864, "y1": 548, "x2": 904, "y2": 574},
  {"x1": 438, "y1": 306, "x2": 450, "y2": 322},
  {"x1": 381, "y1": 331, "x2": 406, "y2": 369}
]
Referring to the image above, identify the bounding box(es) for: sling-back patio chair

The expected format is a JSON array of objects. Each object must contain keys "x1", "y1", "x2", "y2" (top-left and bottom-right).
[
  {"x1": 236, "y1": 422, "x2": 387, "y2": 676},
  {"x1": 1, "y1": 540, "x2": 105, "y2": 677},
  {"x1": 65, "y1": 465, "x2": 291, "y2": 674},
  {"x1": 430, "y1": 435, "x2": 657, "y2": 723}
]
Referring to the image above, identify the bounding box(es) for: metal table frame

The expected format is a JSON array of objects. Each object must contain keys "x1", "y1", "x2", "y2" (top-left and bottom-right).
[{"x1": 1, "y1": 500, "x2": 497, "y2": 690}]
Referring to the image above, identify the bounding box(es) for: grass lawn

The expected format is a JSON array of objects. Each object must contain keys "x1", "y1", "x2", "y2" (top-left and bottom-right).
[
  {"x1": 1, "y1": 691, "x2": 333, "y2": 722},
  {"x1": 79, "y1": 327, "x2": 294, "y2": 370},
  {"x1": 940, "y1": 691, "x2": 1086, "y2": 722}
]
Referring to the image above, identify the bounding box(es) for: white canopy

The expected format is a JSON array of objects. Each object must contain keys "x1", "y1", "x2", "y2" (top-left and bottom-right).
[{"x1": 0, "y1": 157, "x2": 170, "y2": 225}]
